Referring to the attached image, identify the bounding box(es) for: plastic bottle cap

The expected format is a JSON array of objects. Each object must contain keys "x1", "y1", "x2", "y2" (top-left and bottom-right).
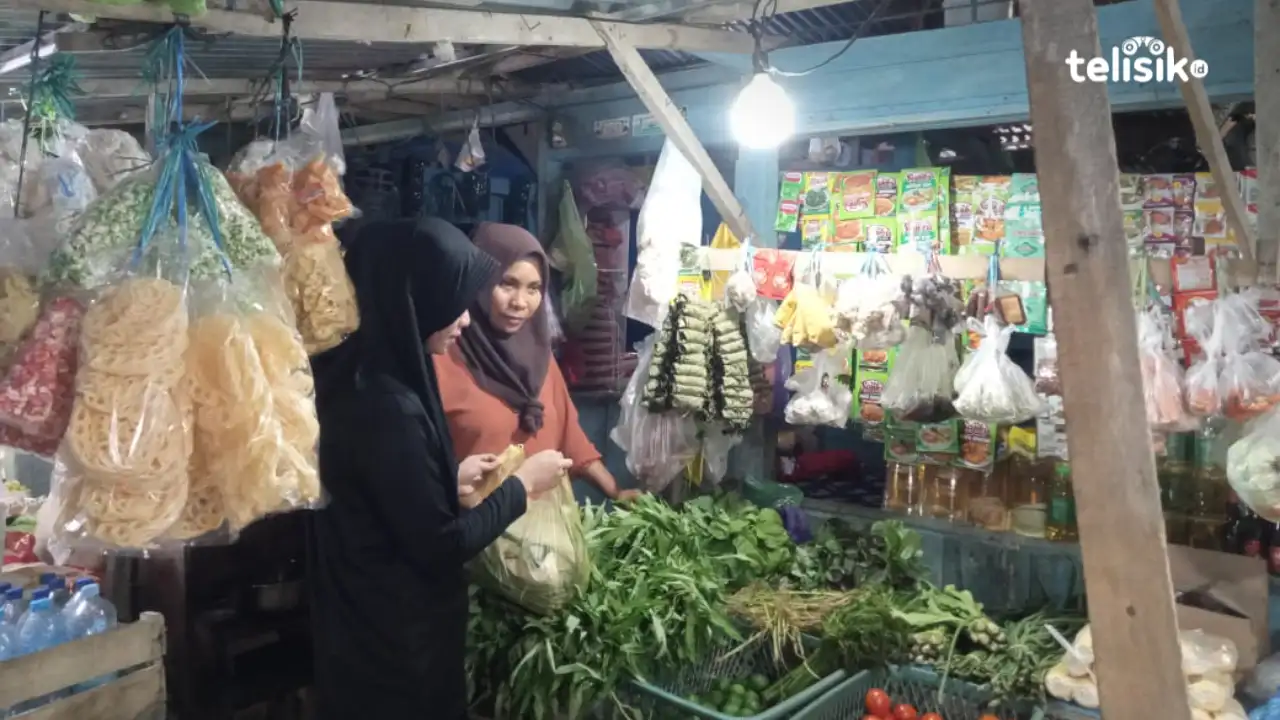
[
  {"x1": 38, "y1": 573, "x2": 56, "y2": 585},
  {"x1": 30, "y1": 589, "x2": 49, "y2": 601},
  {"x1": 72, "y1": 578, "x2": 94, "y2": 590},
  {"x1": 4, "y1": 588, "x2": 20, "y2": 601},
  {"x1": 81, "y1": 584, "x2": 100, "y2": 598},
  {"x1": 29, "y1": 597, "x2": 51, "y2": 611},
  {"x1": 0, "y1": 583, "x2": 10, "y2": 594}
]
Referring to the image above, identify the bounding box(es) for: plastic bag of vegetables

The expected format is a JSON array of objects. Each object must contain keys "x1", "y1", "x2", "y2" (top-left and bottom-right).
[
  {"x1": 471, "y1": 451, "x2": 589, "y2": 615},
  {"x1": 1227, "y1": 408, "x2": 1280, "y2": 522}
]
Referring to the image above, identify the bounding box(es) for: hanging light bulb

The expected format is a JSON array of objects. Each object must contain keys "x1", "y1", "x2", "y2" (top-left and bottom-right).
[{"x1": 730, "y1": 71, "x2": 795, "y2": 150}]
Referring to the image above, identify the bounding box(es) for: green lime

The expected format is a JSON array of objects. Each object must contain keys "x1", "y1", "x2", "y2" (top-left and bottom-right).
[
  {"x1": 748, "y1": 674, "x2": 769, "y2": 692},
  {"x1": 722, "y1": 703, "x2": 741, "y2": 717},
  {"x1": 730, "y1": 683, "x2": 747, "y2": 696}
]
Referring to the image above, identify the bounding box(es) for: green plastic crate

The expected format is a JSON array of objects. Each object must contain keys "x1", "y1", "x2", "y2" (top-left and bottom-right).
[
  {"x1": 793, "y1": 666, "x2": 1045, "y2": 720},
  {"x1": 626, "y1": 633, "x2": 847, "y2": 720}
]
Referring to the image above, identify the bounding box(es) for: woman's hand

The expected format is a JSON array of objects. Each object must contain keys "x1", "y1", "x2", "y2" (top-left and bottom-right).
[
  {"x1": 457, "y1": 453, "x2": 501, "y2": 506},
  {"x1": 514, "y1": 450, "x2": 573, "y2": 496},
  {"x1": 615, "y1": 489, "x2": 643, "y2": 503}
]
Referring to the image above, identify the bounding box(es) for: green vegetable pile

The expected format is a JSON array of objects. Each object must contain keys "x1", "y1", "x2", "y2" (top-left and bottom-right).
[{"x1": 467, "y1": 494, "x2": 795, "y2": 719}]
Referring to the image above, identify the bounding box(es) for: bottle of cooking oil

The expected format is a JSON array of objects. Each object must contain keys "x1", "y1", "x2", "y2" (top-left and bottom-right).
[
  {"x1": 1007, "y1": 429, "x2": 1047, "y2": 538},
  {"x1": 927, "y1": 465, "x2": 973, "y2": 523},
  {"x1": 883, "y1": 462, "x2": 922, "y2": 515},
  {"x1": 969, "y1": 461, "x2": 1011, "y2": 532},
  {"x1": 1185, "y1": 420, "x2": 1229, "y2": 551},
  {"x1": 1046, "y1": 460, "x2": 1077, "y2": 541},
  {"x1": 1159, "y1": 433, "x2": 1194, "y2": 545}
]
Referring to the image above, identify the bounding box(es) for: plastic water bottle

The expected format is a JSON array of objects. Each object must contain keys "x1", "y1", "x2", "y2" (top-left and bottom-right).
[
  {"x1": 0, "y1": 621, "x2": 15, "y2": 660},
  {"x1": 62, "y1": 583, "x2": 117, "y2": 640},
  {"x1": 60, "y1": 579, "x2": 95, "y2": 620},
  {"x1": 47, "y1": 579, "x2": 71, "y2": 611},
  {"x1": 16, "y1": 595, "x2": 65, "y2": 656},
  {"x1": 14, "y1": 588, "x2": 47, "y2": 629},
  {"x1": 0, "y1": 587, "x2": 23, "y2": 625},
  {"x1": 37, "y1": 573, "x2": 56, "y2": 588}
]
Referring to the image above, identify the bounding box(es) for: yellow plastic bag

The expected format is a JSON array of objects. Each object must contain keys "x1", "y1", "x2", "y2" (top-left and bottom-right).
[
  {"x1": 471, "y1": 473, "x2": 590, "y2": 614},
  {"x1": 708, "y1": 222, "x2": 740, "y2": 301}
]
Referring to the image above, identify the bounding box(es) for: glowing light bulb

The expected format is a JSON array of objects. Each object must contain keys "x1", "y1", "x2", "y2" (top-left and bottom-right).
[{"x1": 730, "y1": 72, "x2": 795, "y2": 150}]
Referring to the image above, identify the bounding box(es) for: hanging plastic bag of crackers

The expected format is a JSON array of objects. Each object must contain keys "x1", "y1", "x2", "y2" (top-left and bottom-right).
[
  {"x1": 1137, "y1": 309, "x2": 1197, "y2": 432},
  {"x1": 179, "y1": 267, "x2": 320, "y2": 542},
  {"x1": 0, "y1": 219, "x2": 86, "y2": 458}
]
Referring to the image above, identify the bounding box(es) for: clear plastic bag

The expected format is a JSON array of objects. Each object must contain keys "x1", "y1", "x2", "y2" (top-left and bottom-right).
[
  {"x1": 297, "y1": 93, "x2": 346, "y2": 177},
  {"x1": 181, "y1": 268, "x2": 320, "y2": 538},
  {"x1": 610, "y1": 335, "x2": 700, "y2": 492},
  {"x1": 953, "y1": 316, "x2": 1042, "y2": 424},
  {"x1": 746, "y1": 298, "x2": 782, "y2": 363},
  {"x1": 625, "y1": 140, "x2": 700, "y2": 328},
  {"x1": 472, "y1": 472, "x2": 588, "y2": 615},
  {"x1": 54, "y1": 273, "x2": 194, "y2": 551},
  {"x1": 0, "y1": 295, "x2": 84, "y2": 456},
  {"x1": 1221, "y1": 350, "x2": 1280, "y2": 422},
  {"x1": 784, "y1": 346, "x2": 853, "y2": 428},
  {"x1": 1227, "y1": 408, "x2": 1280, "y2": 521},
  {"x1": 883, "y1": 324, "x2": 959, "y2": 423},
  {"x1": 1138, "y1": 309, "x2": 1198, "y2": 431},
  {"x1": 834, "y1": 272, "x2": 906, "y2": 349},
  {"x1": 76, "y1": 128, "x2": 151, "y2": 194},
  {"x1": 228, "y1": 143, "x2": 359, "y2": 355},
  {"x1": 1179, "y1": 628, "x2": 1240, "y2": 677},
  {"x1": 725, "y1": 267, "x2": 756, "y2": 312}
]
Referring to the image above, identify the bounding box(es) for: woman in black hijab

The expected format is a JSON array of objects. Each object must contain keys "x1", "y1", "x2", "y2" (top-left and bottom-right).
[{"x1": 308, "y1": 218, "x2": 570, "y2": 719}]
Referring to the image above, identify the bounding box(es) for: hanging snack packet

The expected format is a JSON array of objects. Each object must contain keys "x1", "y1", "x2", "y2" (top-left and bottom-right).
[{"x1": 1137, "y1": 309, "x2": 1197, "y2": 432}]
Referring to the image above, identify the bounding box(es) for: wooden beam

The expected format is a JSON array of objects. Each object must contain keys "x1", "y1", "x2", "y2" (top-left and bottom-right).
[
  {"x1": 1016, "y1": 2, "x2": 1192, "y2": 720},
  {"x1": 592, "y1": 20, "x2": 758, "y2": 243},
  {"x1": 682, "y1": 0, "x2": 853, "y2": 24},
  {"x1": 1257, "y1": 0, "x2": 1280, "y2": 282},
  {"x1": 1152, "y1": 0, "x2": 1257, "y2": 271},
  {"x1": 0, "y1": 76, "x2": 510, "y2": 101},
  {"x1": 18, "y1": 0, "x2": 753, "y2": 53}
]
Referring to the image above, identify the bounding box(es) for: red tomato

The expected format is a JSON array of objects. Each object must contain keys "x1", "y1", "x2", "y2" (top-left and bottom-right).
[
  {"x1": 865, "y1": 689, "x2": 892, "y2": 717},
  {"x1": 892, "y1": 705, "x2": 918, "y2": 720},
  {"x1": 863, "y1": 716, "x2": 881, "y2": 720},
  {"x1": 921, "y1": 713, "x2": 943, "y2": 720}
]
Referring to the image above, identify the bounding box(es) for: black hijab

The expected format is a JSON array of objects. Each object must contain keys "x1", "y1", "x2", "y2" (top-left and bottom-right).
[{"x1": 313, "y1": 217, "x2": 498, "y2": 470}]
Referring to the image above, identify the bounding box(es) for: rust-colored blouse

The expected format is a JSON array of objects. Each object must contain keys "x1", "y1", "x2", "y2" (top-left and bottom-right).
[{"x1": 434, "y1": 347, "x2": 602, "y2": 470}]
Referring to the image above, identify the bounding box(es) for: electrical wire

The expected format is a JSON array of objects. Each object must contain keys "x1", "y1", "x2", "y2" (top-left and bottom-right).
[{"x1": 751, "y1": 0, "x2": 894, "y2": 77}]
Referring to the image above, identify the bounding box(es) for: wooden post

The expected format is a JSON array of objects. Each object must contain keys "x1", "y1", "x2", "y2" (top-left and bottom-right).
[
  {"x1": 1152, "y1": 0, "x2": 1257, "y2": 272},
  {"x1": 592, "y1": 20, "x2": 760, "y2": 243},
  {"x1": 1017, "y1": 2, "x2": 1192, "y2": 719},
  {"x1": 1257, "y1": 0, "x2": 1280, "y2": 282}
]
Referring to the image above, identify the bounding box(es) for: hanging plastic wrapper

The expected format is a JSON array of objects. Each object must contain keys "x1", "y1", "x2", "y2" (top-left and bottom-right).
[
  {"x1": 745, "y1": 297, "x2": 782, "y2": 364},
  {"x1": 455, "y1": 120, "x2": 486, "y2": 173},
  {"x1": 470, "y1": 445, "x2": 589, "y2": 615},
  {"x1": 953, "y1": 315, "x2": 1042, "y2": 424},
  {"x1": 610, "y1": 335, "x2": 699, "y2": 493},
  {"x1": 1186, "y1": 293, "x2": 1280, "y2": 420},
  {"x1": 883, "y1": 324, "x2": 959, "y2": 423},
  {"x1": 1137, "y1": 308, "x2": 1197, "y2": 432},
  {"x1": 724, "y1": 242, "x2": 757, "y2": 312},
  {"x1": 833, "y1": 251, "x2": 906, "y2": 349},
  {"x1": 76, "y1": 128, "x2": 152, "y2": 194},
  {"x1": 625, "y1": 139, "x2": 701, "y2": 329},
  {"x1": 784, "y1": 345, "x2": 853, "y2": 428},
  {"x1": 547, "y1": 181, "x2": 598, "y2": 335}
]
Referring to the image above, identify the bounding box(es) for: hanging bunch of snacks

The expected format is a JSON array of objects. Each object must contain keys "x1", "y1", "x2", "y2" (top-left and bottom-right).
[
  {"x1": 832, "y1": 253, "x2": 906, "y2": 349},
  {"x1": 42, "y1": 28, "x2": 320, "y2": 558},
  {"x1": 953, "y1": 314, "x2": 1042, "y2": 423},
  {"x1": 708, "y1": 305, "x2": 753, "y2": 431},
  {"x1": 1138, "y1": 308, "x2": 1197, "y2": 432},
  {"x1": 227, "y1": 94, "x2": 359, "y2": 355},
  {"x1": 882, "y1": 270, "x2": 963, "y2": 423},
  {"x1": 645, "y1": 294, "x2": 714, "y2": 416},
  {"x1": 724, "y1": 245, "x2": 757, "y2": 312},
  {"x1": 643, "y1": 295, "x2": 752, "y2": 429}
]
